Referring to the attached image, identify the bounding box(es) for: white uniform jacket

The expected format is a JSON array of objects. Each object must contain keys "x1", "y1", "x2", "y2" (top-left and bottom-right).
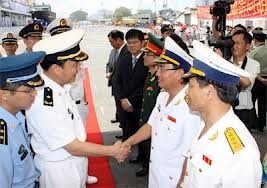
[
  {"x1": 147, "y1": 86, "x2": 201, "y2": 188},
  {"x1": 26, "y1": 73, "x2": 87, "y2": 188},
  {"x1": 183, "y1": 108, "x2": 262, "y2": 188}
]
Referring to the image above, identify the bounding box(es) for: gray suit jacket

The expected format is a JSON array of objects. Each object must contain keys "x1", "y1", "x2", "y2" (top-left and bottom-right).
[{"x1": 106, "y1": 44, "x2": 129, "y2": 90}]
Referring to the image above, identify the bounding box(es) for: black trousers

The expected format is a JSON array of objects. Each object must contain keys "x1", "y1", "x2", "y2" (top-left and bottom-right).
[
  {"x1": 117, "y1": 105, "x2": 141, "y2": 141},
  {"x1": 234, "y1": 109, "x2": 254, "y2": 130},
  {"x1": 113, "y1": 97, "x2": 119, "y2": 121},
  {"x1": 252, "y1": 79, "x2": 267, "y2": 131}
]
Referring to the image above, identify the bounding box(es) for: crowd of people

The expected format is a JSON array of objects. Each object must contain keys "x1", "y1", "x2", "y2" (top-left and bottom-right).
[{"x1": 0, "y1": 17, "x2": 266, "y2": 188}]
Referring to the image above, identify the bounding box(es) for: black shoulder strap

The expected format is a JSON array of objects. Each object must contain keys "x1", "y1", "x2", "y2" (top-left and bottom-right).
[{"x1": 241, "y1": 56, "x2": 248, "y2": 70}]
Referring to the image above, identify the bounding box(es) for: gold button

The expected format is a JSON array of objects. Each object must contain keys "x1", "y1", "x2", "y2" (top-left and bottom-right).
[
  {"x1": 148, "y1": 93, "x2": 151, "y2": 96},
  {"x1": 169, "y1": 176, "x2": 173, "y2": 180},
  {"x1": 189, "y1": 156, "x2": 192, "y2": 160},
  {"x1": 168, "y1": 127, "x2": 170, "y2": 131},
  {"x1": 151, "y1": 146, "x2": 154, "y2": 150},
  {"x1": 199, "y1": 168, "x2": 202, "y2": 173}
]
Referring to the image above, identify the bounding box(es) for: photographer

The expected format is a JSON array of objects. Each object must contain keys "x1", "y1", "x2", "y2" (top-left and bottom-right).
[{"x1": 230, "y1": 30, "x2": 260, "y2": 130}]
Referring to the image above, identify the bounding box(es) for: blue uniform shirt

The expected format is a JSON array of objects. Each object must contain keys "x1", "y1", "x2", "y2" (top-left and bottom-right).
[{"x1": 0, "y1": 107, "x2": 40, "y2": 188}]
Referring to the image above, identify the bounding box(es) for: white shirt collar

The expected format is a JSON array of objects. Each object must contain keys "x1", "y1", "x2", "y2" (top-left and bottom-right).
[
  {"x1": 117, "y1": 43, "x2": 126, "y2": 54},
  {"x1": 132, "y1": 51, "x2": 143, "y2": 61}
]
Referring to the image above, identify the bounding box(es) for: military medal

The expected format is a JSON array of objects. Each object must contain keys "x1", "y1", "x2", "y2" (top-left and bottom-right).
[
  {"x1": 202, "y1": 155, "x2": 212, "y2": 165},
  {"x1": 167, "y1": 115, "x2": 176, "y2": 123}
]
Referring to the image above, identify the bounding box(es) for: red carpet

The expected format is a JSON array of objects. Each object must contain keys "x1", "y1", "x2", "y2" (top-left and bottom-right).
[{"x1": 83, "y1": 68, "x2": 116, "y2": 188}]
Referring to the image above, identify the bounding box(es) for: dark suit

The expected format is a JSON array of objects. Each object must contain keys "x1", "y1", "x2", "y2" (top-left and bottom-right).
[
  {"x1": 106, "y1": 45, "x2": 128, "y2": 89},
  {"x1": 106, "y1": 44, "x2": 129, "y2": 122},
  {"x1": 115, "y1": 52, "x2": 148, "y2": 140}
]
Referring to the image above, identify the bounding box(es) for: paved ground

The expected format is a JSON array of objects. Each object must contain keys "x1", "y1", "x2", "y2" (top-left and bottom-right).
[{"x1": 1, "y1": 26, "x2": 266, "y2": 187}]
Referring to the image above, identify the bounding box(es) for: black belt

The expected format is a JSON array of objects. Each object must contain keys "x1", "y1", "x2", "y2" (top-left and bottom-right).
[{"x1": 75, "y1": 100, "x2": 81, "y2": 104}]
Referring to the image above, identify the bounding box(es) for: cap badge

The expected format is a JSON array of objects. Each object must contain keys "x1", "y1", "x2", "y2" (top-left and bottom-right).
[
  {"x1": 7, "y1": 33, "x2": 13, "y2": 38},
  {"x1": 60, "y1": 19, "x2": 67, "y2": 26},
  {"x1": 34, "y1": 24, "x2": 39, "y2": 31}
]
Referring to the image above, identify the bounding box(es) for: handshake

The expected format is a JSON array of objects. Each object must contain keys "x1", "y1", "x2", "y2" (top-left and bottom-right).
[{"x1": 111, "y1": 140, "x2": 132, "y2": 163}]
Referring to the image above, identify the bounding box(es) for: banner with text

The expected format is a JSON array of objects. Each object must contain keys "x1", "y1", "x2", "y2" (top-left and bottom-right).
[{"x1": 197, "y1": 0, "x2": 267, "y2": 19}]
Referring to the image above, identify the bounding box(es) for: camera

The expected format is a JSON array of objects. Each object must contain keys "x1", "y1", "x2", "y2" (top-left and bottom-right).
[
  {"x1": 210, "y1": 0, "x2": 235, "y2": 17},
  {"x1": 208, "y1": 35, "x2": 234, "y2": 60},
  {"x1": 209, "y1": 0, "x2": 235, "y2": 59}
]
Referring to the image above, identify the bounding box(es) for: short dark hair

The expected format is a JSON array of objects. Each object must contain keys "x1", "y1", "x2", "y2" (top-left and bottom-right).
[
  {"x1": 233, "y1": 24, "x2": 246, "y2": 31},
  {"x1": 125, "y1": 29, "x2": 144, "y2": 41},
  {"x1": 252, "y1": 28, "x2": 266, "y2": 42},
  {"x1": 170, "y1": 34, "x2": 190, "y2": 55},
  {"x1": 195, "y1": 76, "x2": 239, "y2": 104},
  {"x1": 108, "y1": 30, "x2": 124, "y2": 40},
  {"x1": 232, "y1": 30, "x2": 252, "y2": 44}
]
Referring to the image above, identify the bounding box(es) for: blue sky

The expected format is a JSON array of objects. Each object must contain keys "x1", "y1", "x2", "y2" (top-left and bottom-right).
[{"x1": 36, "y1": 0, "x2": 195, "y2": 17}]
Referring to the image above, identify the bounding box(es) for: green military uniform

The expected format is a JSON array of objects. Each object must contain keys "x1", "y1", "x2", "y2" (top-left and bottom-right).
[
  {"x1": 137, "y1": 33, "x2": 163, "y2": 173},
  {"x1": 139, "y1": 72, "x2": 160, "y2": 126},
  {"x1": 248, "y1": 39, "x2": 267, "y2": 131}
]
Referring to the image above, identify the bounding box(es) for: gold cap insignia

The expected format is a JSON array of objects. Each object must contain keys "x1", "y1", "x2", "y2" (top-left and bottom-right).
[
  {"x1": 60, "y1": 19, "x2": 67, "y2": 26},
  {"x1": 34, "y1": 24, "x2": 40, "y2": 31},
  {"x1": 7, "y1": 33, "x2": 13, "y2": 38}
]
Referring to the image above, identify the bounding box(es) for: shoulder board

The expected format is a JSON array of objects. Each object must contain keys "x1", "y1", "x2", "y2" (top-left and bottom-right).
[
  {"x1": 0, "y1": 119, "x2": 8, "y2": 145},
  {"x1": 44, "y1": 87, "x2": 53, "y2": 107},
  {"x1": 224, "y1": 127, "x2": 244, "y2": 154}
]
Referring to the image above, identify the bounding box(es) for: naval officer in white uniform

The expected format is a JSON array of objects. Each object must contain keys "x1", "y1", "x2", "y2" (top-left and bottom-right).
[
  {"x1": 26, "y1": 29, "x2": 128, "y2": 188},
  {"x1": 180, "y1": 40, "x2": 262, "y2": 188},
  {"x1": 122, "y1": 36, "x2": 201, "y2": 188}
]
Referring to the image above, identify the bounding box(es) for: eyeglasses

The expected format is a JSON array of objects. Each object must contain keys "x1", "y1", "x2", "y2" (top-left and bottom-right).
[
  {"x1": 156, "y1": 65, "x2": 179, "y2": 72},
  {"x1": 1, "y1": 88, "x2": 36, "y2": 94},
  {"x1": 144, "y1": 38, "x2": 149, "y2": 41}
]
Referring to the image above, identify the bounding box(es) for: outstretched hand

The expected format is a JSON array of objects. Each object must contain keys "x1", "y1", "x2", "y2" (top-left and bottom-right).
[{"x1": 113, "y1": 140, "x2": 131, "y2": 163}]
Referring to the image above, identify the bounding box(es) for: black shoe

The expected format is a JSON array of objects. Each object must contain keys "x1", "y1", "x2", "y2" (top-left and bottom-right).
[
  {"x1": 129, "y1": 157, "x2": 143, "y2": 164},
  {"x1": 111, "y1": 119, "x2": 119, "y2": 123},
  {"x1": 115, "y1": 135, "x2": 123, "y2": 139},
  {"x1": 136, "y1": 167, "x2": 148, "y2": 177}
]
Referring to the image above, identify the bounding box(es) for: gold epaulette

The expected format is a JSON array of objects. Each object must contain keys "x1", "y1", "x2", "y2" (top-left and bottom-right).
[
  {"x1": 224, "y1": 127, "x2": 244, "y2": 154},
  {"x1": 44, "y1": 87, "x2": 53, "y2": 107}
]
